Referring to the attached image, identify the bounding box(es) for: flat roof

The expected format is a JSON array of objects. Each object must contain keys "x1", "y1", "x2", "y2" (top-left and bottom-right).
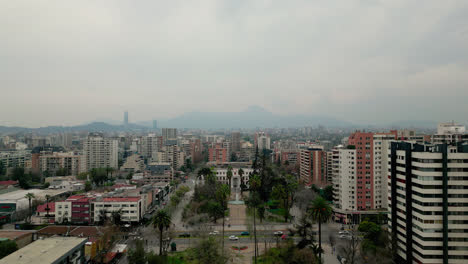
[
  {"x1": 100, "y1": 197, "x2": 140, "y2": 202},
  {"x1": 0, "y1": 237, "x2": 87, "y2": 264},
  {"x1": 0, "y1": 230, "x2": 35, "y2": 240}
]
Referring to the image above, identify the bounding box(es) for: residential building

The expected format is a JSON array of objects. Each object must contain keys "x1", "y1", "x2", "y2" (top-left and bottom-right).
[
  {"x1": 231, "y1": 132, "x2": 241, "y2": 152},
  {"x1": 299, "y1": 147, "x2": 327, "y2": 186},
  {"x1": 162, "y1": 128, "x2": 177, "y2": 145},
  {"x1": 120, "y1": 154, "x2": 145, "y2": 173},
  {"x1": 93, "y1": 197, "x2": 142, "y2": 223},
  {"x1": 332, "y1": 131, "x2": 397, "y2": 223},
  {"x1": 139, "y1": 134, "x2": 160, "y2": 159},
  {"x1": 432, "y1": 121, "x2": 467, "y2": 144},
  {"x1": 255, "y1": 132, "x2": 271, "y2": 150},
  {"x1": 388, "y1": 142, "x2": 468, "y2": 264},
  {"x1": 0, "y1": 151, "x2": 30, "y2": 169},
  {"x1": 208, "y1": 144, "x2": 228, "y2": 163},
  {"x1": 83, "y1": 133, "x2": 118, "y2": 171},
  {"x1": 38, "y1": 152, "x2": 85, "y2": 176},
  {"x1": 0, "y1": 236, "x2": 87, "y2": 264},
  {"x1": 55, "y1": 195, "x2": 94, "y2": 225}
]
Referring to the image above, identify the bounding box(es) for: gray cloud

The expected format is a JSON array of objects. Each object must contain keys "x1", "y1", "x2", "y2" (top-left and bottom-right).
[{"x1": 1, "y1": 0, "x2": 467, "y2": 127}]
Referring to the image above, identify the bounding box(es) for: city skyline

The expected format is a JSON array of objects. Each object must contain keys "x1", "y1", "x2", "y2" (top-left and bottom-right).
[{"x1": 1, "y1": 1, "x2": 468, "y2": 127}]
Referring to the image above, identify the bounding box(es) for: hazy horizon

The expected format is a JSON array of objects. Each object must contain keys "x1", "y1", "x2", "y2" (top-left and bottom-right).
[{"x1": 2, "y1": 1, "x2": 468, "y2": 127}]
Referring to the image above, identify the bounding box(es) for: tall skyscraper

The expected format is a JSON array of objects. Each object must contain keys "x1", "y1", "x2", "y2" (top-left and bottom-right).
[
  {"x1": 83, "y1": 133, "x2": 118, "y2": 171},
  {"x1": 388, "y1": 142, "x2": 468, "y2": 264},
  {"x1": 153, "y1": 120, "x2": 158, "y2": 130},
  {"x1": 124, "y1": 111, "x2": 129, "y2": 126}
]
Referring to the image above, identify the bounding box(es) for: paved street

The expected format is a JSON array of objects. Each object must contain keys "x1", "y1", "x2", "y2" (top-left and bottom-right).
[{"x1": 118, "y1": 172, "x2": 344, "y2": 264}]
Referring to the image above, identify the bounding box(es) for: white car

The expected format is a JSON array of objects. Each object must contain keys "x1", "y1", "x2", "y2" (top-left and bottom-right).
[
  {"x1": 339, "y1": 231, "x2": 350, "y2": 235},
  {"x1": 229, "y1": 235, "x2": 239, "y2": 241},
  {"x1": 209, "y1": 231, "x2": 219, "y2": 235},
  {"x1": 339, "y1": 234, "x2": 352, "y2": 240},
  {"x1": 274, "y1": 231, "x2": 284, "y2": 236}
]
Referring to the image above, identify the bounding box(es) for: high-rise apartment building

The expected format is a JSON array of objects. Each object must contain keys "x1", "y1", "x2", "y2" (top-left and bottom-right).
[
  {"x1": 208, "y1": 144, "x2": 228, "y2": 164},
  {"x1": 388, "y1": 142, "x2": 468, "y2": 264},
  {"x1": 39, "y1": 152, "x2": 85, "y2": 176},
  {"x1": 299, "y1": 147, "x2": 327, "y2": 186},
  {"x1": 162, "y1": 128, "x2": 177, "y2": 145},
  {"x1": 83, "y1": 133, "x2": 118, "y2": 171},
  {"x1": 432, "y1": 121, "x2": 467, "y2": 145},
  {"x1": 152, "y1": 120, "x2": 158, "y2": 130},
  {"x1": 139, "y1": 134, "x2": 160, "y2": 159},
  {"x1": 256, "y1": 133, "x2": 271, "y2": 150},
  {"x1": 231, "y1": 132, "x2": 241, "y2": 152},
  {"x1": 333, "y1": 131, "x2": 396, "y2": 223}
]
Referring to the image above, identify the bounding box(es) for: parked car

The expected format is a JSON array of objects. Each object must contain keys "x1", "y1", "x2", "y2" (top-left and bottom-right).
[
  {"x1": 339, "y1": 231, "x2": 350, "y2": 235},
  {"x1": 209, "y1": 231, "x2": 219, "y2": 235},
  {"x1": 274, "y1": 231, "x2": 284, "y2": 236},
  {"x1": 240, "y1": 231, "x2": 250, "y2": 236},
  {"x1": 229, "y1": 235, "x2": 239, "y2": 241},
  {"x1": 179, "y1": 233, "x2": 191, "y2": 238}
]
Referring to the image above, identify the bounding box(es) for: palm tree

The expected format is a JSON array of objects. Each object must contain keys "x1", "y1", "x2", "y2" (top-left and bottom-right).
[
  {"x1": 45, "y1": 194, "x2": 51, "y2": 218},
  {"x1": 153, "y1": 210, "x2": 172, "y2": 255},
  {"x1": 249, "y1": 174, "x2": 261, "y2": 264},
  {"x1": 24, "y1": 193, "x2": 35, "y2": 223},
  {"x1": 226, "y1": 166, "x2": 233, "y2": 188},
  {"x1": 310, "y1": 196, "x2": 332, "y2": 263},
  {"x1": 216, "y1": 184, "x2": 230, "y2": 252}
]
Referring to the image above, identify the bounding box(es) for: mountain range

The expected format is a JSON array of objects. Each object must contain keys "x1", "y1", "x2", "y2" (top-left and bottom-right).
[{"x1": 0, "y1": 106, "x2": 451, "y2": 133}]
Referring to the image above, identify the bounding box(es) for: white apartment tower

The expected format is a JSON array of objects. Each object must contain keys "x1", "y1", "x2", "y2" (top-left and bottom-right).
[
  {"x1": 83, "y1": 133, "x2": 118, "y2": 171},
  {"x1": 388, "y1": 142, "x2": 468, "y2": 264}
]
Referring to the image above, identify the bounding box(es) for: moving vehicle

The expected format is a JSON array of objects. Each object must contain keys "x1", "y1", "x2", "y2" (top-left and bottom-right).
[
  {"x1": 179, "y1": 233, "x2": 191, "y2": 238},
  {"x1": 274, "y1": 231, "x2": 284, "y2": 236},
  {"x1": 240, "y1": 231, "x2": 250, "y2": 236},
  {"x1": 209, "y1": 231, "x2": 219, "y2": 235},
  {"x1": 229, "y1": 235, "x2": 239, "y2": 241}
]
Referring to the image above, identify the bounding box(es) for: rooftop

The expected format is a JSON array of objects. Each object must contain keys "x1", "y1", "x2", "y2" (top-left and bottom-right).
[
  {"x1": 100, "y1": 197, "x2": 141, "y2": 202},
  {"x1": 0, "y1": 237, "x2": 87, "y2": 264},
  {"x1": 0, "y1": 230, "x2": 35, "y2": 241},
  {"x1": 0, "y1": 180, "x2": 18, "y2": 186},
  {"x1": 36, "y1": 202, "x2": 55, "y2": 213}
]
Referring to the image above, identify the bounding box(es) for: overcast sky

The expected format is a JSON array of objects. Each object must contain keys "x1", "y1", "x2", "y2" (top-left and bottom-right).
[{"x1": 1, "y1": 0, "x2": 467, "y2": 127}]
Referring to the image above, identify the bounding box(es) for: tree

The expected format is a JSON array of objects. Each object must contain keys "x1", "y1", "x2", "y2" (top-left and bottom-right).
[
  {"x1": 85, "y1": 181, "x2": 92, "y2": 192},
  {"x1": 55, "y1": 167, "x2": 68, "y2": 176},
  {"x1": 0, "y1": 161, "x2": 5, "y2": 176},
  {"x1": 25, "y1": 193, "x2": 35, "y2": 223},
  {"x1": 12, "y1": 167, "x2": 31, "y2": 189},
  {"x1": 216, "y1": 184, "x2": 230, "y2": 252},
  {"x1": 153, "y1": 210, "x2": 171, "y2": 256},
  {"x1": 186, "y1": 237, "x2": 227, "y2": 264},
  {"x1": 111, "y1": 209, "x2": 122, "y2": 226},
  {"x1": 127, "y1": 239, "x2": 146, "y2": 264},
  {"x1": 339, "y1": 227, "x2": 360, "y2": 264},
  {"x1": 322, "y1": 185, "x2": 333, "y2": 201},
  {"x1": 207, "y1": 201, "x2": 224, "y2": 223},
  {"x1": 309, "y1": 196, "x2": 332, "y2": 263},
  {"x1": 226, "y1": 166, "x2": 233, "y2": 188},
  {"x1": 45, "y1": 194, "x2": 51, "y2": 218},
  {"x1": 248, "y1": 174, "x2": 262, "y2": 263},
  {"x1": 0, "y1": 240, "x2": 18, "y2": 259},
  {"x1": 90, "y1": 168, "x2": 108, "y2": 186}
]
